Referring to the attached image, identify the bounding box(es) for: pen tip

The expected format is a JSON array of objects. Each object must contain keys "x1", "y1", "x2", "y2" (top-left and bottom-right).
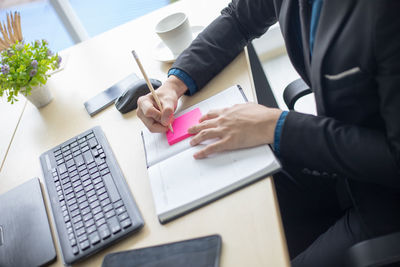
[{"x1": 131, "y1": 50, "x2": 138, "y2": 59}]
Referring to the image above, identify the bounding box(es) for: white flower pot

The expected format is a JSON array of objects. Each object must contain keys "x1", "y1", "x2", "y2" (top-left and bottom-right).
[{"x1": 24, "y1": 84, "x2": 53, "y2": 108}]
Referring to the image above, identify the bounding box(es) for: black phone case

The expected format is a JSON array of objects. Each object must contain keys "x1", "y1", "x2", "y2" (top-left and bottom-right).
[{"x1": 101, "y1": 235, "x2": 222, "y2": 267}]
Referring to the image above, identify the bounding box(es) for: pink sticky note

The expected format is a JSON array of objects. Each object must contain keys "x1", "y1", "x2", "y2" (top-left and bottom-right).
[{"x1": 166, "y1": 108, "x2": 202, "y2": 145}]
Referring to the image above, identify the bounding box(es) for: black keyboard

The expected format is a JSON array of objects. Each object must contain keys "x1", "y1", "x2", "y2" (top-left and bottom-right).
[{"x1": 40, "y1": 126, "x2": 144, "y2": 265}]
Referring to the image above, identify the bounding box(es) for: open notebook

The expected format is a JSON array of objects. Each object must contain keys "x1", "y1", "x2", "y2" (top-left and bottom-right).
[{"x1": 141, "y1": 85, "x2": 281, "y2": 224}]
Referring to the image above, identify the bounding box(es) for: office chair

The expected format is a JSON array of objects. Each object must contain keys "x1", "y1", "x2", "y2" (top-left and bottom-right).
[{"x1": 283, "y1": 78, "x2": 400, "y2": 267}]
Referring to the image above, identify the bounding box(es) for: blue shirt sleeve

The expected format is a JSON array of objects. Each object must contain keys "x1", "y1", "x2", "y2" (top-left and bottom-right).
[
  {"x1": 168, "y1": 68, "x2": 198, "y2": 96},
  {"x1": 274, "y1": 111, "x2": 289, "y2": 157}
]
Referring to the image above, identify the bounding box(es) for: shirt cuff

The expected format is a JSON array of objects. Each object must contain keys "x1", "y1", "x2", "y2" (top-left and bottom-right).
[
  {"x1": 273, "y1": 111, "x2": 289, "y2": 157},
  {"x1": 168, "y1": 68, "x2": 198, "y2": 96}
]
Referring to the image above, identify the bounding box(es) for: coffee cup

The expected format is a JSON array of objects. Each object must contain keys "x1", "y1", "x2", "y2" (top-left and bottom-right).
[{"x1": 155, "y1": 12, "x2": 193, "y2": 57}]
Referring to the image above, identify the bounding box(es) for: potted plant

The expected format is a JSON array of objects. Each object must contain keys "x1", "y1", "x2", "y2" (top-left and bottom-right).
[{"x1": 0, "y1": 12, "x2": 61, "y2": 108}]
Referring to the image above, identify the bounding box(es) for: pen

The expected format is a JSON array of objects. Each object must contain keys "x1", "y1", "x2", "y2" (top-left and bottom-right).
[{"x1": 131, "y1": 50, "x2": 174, "y2": 133}]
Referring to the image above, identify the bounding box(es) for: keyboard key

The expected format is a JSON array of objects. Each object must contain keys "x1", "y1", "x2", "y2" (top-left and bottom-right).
[
  {"x1": 79, "y1": 240, "x2": 90, "y2": 251},
  {"x1": 113, "y1": 200, "x2": 124, "y2": 209},
  {"x1": 91, "y1": 171, "x2": 100, "y2": 179},
  {"x1": 118, "y1": 212, "x2": 129, "y2": 221},
  {"x1": 68, "y1": 233, "x2": 75, "y2": 241},
  {"x1": 65, "y1": 154, "x2": 73, "y2": 161},
  {"x1": 101, "y1": 198, "x2": 111, "y2": 207},
  {"x1": 95, "y1": 218, "x2": 106, "y2": 227},
  {"x1": 98, "y1": 192, "x2": 108, "y2": 201},
  {"x1": 88, "y1": 195, "x2": 97, "y2": 204},
  {"x1": 69, "y1": 203, "x2": 78, "y2": 212},
  {"x1": 97, "y1": 187, "x2": 106, "y2": 196},
  {"x1": 69, "y1": 170, "x2": 78, "y2": 178},
  {"x1": 108, "y1": 217, "x2": 121, "y2": 234},
  {"x1": 83, "y1": 213, "x2": 93, "y2": 222},
  {"x1": 76, "y1": 227, "x2": 85, "y2": 237},
  {"x1": 72, "y1": 246, "x2": 79, "y2": 255},
  {"x1": 67, "y1": 198, "x2": 77, "y2": 207},
  {"x1": 102, "y1": 174, "x2": 121, "y2": 202},
  {"x1": 86, "y1": 189, "x2": 96, "y2": 198},
  {"x1": 70, "y1": 209, "x2": 80, "y2": 218},
  {"x1": 54, "y1": 149, "x2": 62, "y2": 157},
  {"x1": 92, "y1": 149, "x2": 99, "y2": 157},
  {"x1": 99, "y1": 225, "x2": 111, "y2": 240},
  {"x1": 74, "y1": 155, "x2": 85, "y2": 167},
  {"x1": 105, "y1": 210, "x2": 115, "y2": 219},
  {"x1": 100, "y1": 168, "x2": 110, "y2": 176},
  {"x1": 70, "y1": 238, "x2": 77, "y2": 246},
  {"x1": 85, "y1": 218, "x2": 95, "y2": 228},
  {"x1": 58, "y1": 164, "x2": 67, "y2": 174},
  {"x1": 121, "y1": 219, "x2": 132, "y2": 229},
  {"x1": 83, "y1": 151, "x2": 94, "y2": 164},
  {"x1": 86, "y1": 224, "x2": 97, "y2": 234},
  {"x1": 94, "y1": 212, "x2": 104, "y2": 222},
  {"x1": 103, "y1": 204, "x2": 113, "y2": 213},
  {"x1": 90, "y1": 200, "x2": 100, "y2": 209},
  {"x1": 95, "y1": 157, "x2": 105, "y2": 165},
  {"x1": 88, "y1": 161, "x2": 96, "y2": 170},
  {"x1": 95, "y1": 182, "x2": 105, "y2": 191},
  {"x1": 83, "y1": 179, "x2": 92, "y2": 188},
  {"x1": 77, "y1": 195, "x2": 86, "y2": 203},
  {"x1": 88, "y1": 138, "x2": 98, "y2": 148},
  {"x1": 72, "y1": 215, "x2": 82, "y2": 224},
  {"x1": 92, "y1": 206, "x2": 102, "y2": 215},
  {"x1": 78, "y1": 235, "x2": 88, "y2": 244},
  {"x1": 116, "y1": 206, "x2": 126, "y2": 215},
  {"x1": 77, "y1": 165, "x2": 86, "y2": 173},
  {"x1": 93, "y1": 177, "x2": 102, "y2": 185},
  {"x1": 79, "y1": 201, "x2": 89, "y2": 210},
  {"x1": 89, "y1": 232, "x2": 100, "y2": 245}
]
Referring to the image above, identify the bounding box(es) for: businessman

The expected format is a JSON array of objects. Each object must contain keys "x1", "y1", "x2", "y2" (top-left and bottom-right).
[{"x1": 137, "y1": 0, "x2": 400, "y2": 266}]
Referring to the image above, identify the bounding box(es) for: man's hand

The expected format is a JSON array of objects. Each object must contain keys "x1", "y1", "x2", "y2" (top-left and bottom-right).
[
  {"x1": 137, "y1": 75, "x2": 187, "y2": 132},
  {"x1": 188, "y1": 103, "x2": 282, "y2": 159}
]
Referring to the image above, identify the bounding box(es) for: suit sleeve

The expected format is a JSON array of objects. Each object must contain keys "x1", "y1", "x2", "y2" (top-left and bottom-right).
[
  {"x1": 171, "y1": 0, "x2": 278, "y2": 90},
  {"x1": 280, "y1": 1, "x2": 400, "y2": 188}
]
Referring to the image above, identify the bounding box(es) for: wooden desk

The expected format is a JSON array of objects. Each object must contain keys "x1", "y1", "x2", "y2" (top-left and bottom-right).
[
  {"x1": 0, "y1": 99, "x2": 26, "y2": 171},
  {"x1": 0, "y1": 0, "x2": 290, "y2": 266}
]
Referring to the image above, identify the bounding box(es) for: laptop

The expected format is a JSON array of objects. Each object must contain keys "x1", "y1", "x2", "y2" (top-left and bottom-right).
[{"x1": 0, "y1": 178, "x2": 56, "y2": 267}]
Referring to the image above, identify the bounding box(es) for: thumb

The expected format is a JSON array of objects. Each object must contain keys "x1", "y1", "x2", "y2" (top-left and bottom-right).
[{"x1": 160, "y1": 101, "x2": 175, "y2": 126}]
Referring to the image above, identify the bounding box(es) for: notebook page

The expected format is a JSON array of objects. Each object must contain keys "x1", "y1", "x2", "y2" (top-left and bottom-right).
[
  {"x1": 142, "y1": 85, "x2": 247, "y2": 167},
  {"x1": 148, "y1": 143, "x2": 277, "y2": 219}
]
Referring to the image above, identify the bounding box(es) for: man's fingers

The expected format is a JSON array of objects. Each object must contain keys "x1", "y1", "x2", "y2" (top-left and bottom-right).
[
  {"x1": 188, "y1": 119, "x2": 218, "y2": 134},
  {"x1": 160, "y1": 99, "x2": 175, "y2": 126},
  {"x1": 199, "y1": 110, "x2": 220, "y2": 123},
  {"x1": 193, "y1": 139, "x2": 227, "y2": 159},
  {"x1": 137, "y1": 108, "x2": 168, "y2": 133},
  {"x1": 139, "y1": 97, "x2": 162, "y2": 121},
  {"x1": 190, "y1": 128, "x2": 221, "y2": 146}
]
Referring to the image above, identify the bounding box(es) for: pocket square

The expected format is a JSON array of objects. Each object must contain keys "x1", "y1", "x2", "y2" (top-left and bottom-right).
[{"x1": 325, "y1": 67, "x2": 361, "y2": 80}]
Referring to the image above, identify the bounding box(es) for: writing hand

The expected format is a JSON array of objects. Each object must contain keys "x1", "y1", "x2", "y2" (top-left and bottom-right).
[
  {"x1": 188, "y1": 103, "x2": 282, "y2": 159},
  {"x1": 137, "y1": 76, "x2": 187, "y2": 132}
]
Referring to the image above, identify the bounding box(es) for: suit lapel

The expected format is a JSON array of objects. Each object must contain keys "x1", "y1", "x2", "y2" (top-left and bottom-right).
[
  {"x1": 311, "y1": 0, "x2": 355, "y2": 114},
  {"x1": 299, "y1": 0, "x2": 311, "y2": 78},
  {"x1": 280, "y1": 0, "x2": 312, "y2": 85}
]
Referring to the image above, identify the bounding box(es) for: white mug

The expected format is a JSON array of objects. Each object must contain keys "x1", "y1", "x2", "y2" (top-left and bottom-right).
[{"x1": 155, "y1": 12, "x2": 193, "y2": 56}]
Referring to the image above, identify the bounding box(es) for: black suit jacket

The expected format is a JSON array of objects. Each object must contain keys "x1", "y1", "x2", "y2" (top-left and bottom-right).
[{"x1": 172, "y1": 0, "x2": 400, "y2": 236}]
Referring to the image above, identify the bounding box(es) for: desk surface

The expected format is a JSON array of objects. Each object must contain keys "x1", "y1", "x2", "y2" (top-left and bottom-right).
[
  {"x1": 0, "y1": 99, "x2": 26, "y2": 171},
  {"x1": 0, "y1": 0, "x2": 290, "y2": 266}
]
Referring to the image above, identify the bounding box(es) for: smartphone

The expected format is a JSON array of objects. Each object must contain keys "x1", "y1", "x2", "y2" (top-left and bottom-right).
[{"x1": 84, "y1": 73, "x2": 139, "y2": 116}]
